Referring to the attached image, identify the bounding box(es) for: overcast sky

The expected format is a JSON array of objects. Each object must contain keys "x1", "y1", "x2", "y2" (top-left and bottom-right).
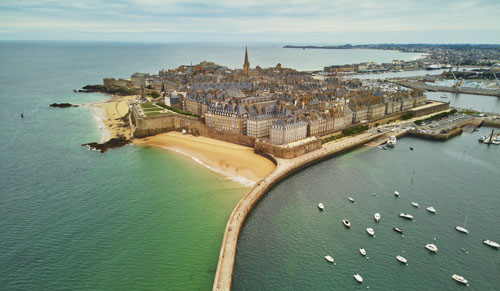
[{"x1": 1, "y1": 0, "x2": 499, "y2": 43}]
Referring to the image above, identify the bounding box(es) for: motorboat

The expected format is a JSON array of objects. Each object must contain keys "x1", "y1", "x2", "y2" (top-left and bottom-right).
[
  {"x1": 396, "y1": 255, "x2": 408, "y2": 265},
  {"x1": 393, "y1": 227, "x2": 404, "y2": 234},
  {"x1": 394, "y1": 191, "x2": 400, "y2": 197},
  {"x1": 371, "y1": 192, "x2": 377, "y2": 197},
  {"x1": 348, "y1": 197, "x2": 355, "y2": 203},
  {"x1": 425, "y1": 243, "x2": 438, "y2": 253},
  {"x1": 353, "y1": 274, "x2": 363, "y2": 283},
  {"x1": 399, "y1": 213, "x2": 414, "y2": 220},
  {"x1": 374, "y1": 213, "x2": 381, "y2": 222},
  {"x1": 452, "y1": 274, "x2": 469, "y2": 286},
  {"x1": 325, "y1": 255, "x2": 336, "y2": 265},
  {"x1": 317, "y1": 203, "x2": 325, "y2": 211},
  {"x1": 359, "y1": 248, "x2": 366, "y2": 256},
  {"x1": 411, "y1": 202, "x2": 420, "y2": 208},
  {"x1": 387, "y1": 136, "x2": 397, "y2": 147},
  {"x1": 427, "y1": 206, "x2": 436, "y2": 213},
  {"x1": 440, "y1": 94, "x2": 448, "y2": 98},
  {"x1": 366, "y1": 228, "x2": 375, "y2": 236},
  {"x1": 455, "y1": 226, "x2": 469, "y2": 234},
  {"x1": 343, "y1": 219, "x2": 351, "y2": 229},
  {"x1": 478, "y1": 135, "x2": 488, "y2": 142},
  {"x1": 483, "y1": 239, "x2": 500, "y2": 249}
]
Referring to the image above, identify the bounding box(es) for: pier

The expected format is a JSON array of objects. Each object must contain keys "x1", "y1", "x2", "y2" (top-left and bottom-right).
[{"x1": 212, "y1": 130, "x2": 386, "y2": 291}]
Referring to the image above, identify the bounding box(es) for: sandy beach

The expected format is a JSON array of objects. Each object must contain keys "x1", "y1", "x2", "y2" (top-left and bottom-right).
[
  {"x1": 88, "y1": 95, "x2": 137, "y2": 142},
  {"x1": 134, "y1": 132, "x2": 276, "y2": 187}
]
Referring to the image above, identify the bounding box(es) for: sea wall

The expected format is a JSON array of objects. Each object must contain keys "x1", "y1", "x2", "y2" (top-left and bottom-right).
[
  {"x1": 482, "y1": 119, "x2": 500, "y2": 128},
  {"x1": 407, "y1": 127, "x2": 463, "y2": 141},
  {"x1": 254, "y1": 139, "x2": 322, "y2": 159}
]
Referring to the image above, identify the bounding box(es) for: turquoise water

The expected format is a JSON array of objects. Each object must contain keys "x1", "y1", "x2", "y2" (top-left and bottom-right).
[
  {"x1": 0, "y1": 41, "x2": 494, "y2": 290},
  {"x1": 233, "y1": 129, "x2": 500, "y2": 290}
]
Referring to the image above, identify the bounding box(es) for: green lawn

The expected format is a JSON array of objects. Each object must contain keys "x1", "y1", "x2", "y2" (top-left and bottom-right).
[
  {"x1": 140, "y1": 103, "x2": 159, "y2": 109},
  {"x1": 145, "y1": 111, "x2": 171, "y2": 117}
]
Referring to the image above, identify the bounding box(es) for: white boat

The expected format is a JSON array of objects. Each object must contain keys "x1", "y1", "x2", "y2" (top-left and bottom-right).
[
  {"x1": 452, "y1": 274, "x2": 469, "y2": 286},
  {"x1": 393, "y1": 227, "x2": 403, "y2": 234},
  {"x1": 366, "y1": 228, "x2": 375, "y2": 236},
  {"x1": 348, "y1": 197, "x2": 355, "y2": 203},
  {"x1": 343, "y1": 219, "x2": 351, "y2": 229},
  {"x1": 359, "y1": 248, "x2": 366, "y2": 256},
  {"x1": 399, "y1": 213, "x2": 414, "y2": 220},
  {"x1": 411, "y1": 202, "x2": 420, "y2": 208},
  {"x1": 425, "y1": 243, "x2": 438, "y2": 253},
  {"x1": 456, "y1": 226, "x2": 469, "y2": 234},
  {"x1": 387, "y1": 136, "x2": 397, "y2": 147},
  {"x1": 483, "y1": 239, "x2": 500, "y2": 249},
  {"x1": 374, "y1": 213, "x2": 381, "y2": 222},
  {"x1": 353, "y1": 274, "x2": 363, "y2": 283},
  {"x1": 396, "y1": 255, "x2": 408, "y2": 265},
  {"x1": 440, "y1": 94, "x2": 448, "y2": 98},
  {"x1": 325, "y1": 255, "x2": 336, "y2": 265},
  {"x1": 394, "y1": 191, "x2": 400, "y2": 197},
  {"x1": 317, "y1": 203, "x2": 325, "y2": 211},
  {"x1": 426, "y1": 206, "x2": 436, "y2": 213}
]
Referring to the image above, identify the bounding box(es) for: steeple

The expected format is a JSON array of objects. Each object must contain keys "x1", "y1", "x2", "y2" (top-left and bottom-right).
[{"x1": 243, "y1": 46, "x2": 250, "y2": 76}]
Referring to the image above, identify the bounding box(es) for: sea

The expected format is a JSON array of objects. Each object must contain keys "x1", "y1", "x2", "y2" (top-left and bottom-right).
[{"x1": 0, "y1": 40, "x2": 498, "y2": 290}]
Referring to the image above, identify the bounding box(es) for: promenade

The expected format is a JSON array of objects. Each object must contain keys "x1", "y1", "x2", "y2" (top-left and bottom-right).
[{"x1": 213, "y1": 130, "x2": 386, "y2": 291}]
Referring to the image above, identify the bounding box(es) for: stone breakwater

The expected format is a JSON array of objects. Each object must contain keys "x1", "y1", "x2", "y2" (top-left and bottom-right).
[{"x1": 212, "y1": 130, "x2": 386, "y2": 291}]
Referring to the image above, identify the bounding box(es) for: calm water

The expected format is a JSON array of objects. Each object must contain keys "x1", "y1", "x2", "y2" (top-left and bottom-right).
[
  {"x1": 0, "y1": 41, "x2": 496, "y2": 290},
  {"x1": 426, "y1": 91, "x2": 500, "y2": 114},
  {"x1": 233, "y1": 129, "x2": 500, "y2": 290}
]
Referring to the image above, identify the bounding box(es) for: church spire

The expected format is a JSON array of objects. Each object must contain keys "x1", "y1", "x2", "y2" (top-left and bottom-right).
[{"x1": 243, "y1": 46, "x2": 250, "y2": 76}]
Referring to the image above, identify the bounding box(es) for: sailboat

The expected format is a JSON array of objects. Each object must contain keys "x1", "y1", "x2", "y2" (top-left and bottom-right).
[{"x1": 456, "y1": 216, "x2": 469, "y2": 234}]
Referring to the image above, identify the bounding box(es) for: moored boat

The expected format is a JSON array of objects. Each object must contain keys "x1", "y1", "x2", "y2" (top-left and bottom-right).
[
  {"x1": 483, "y1": 239, "x2": 500, "y2": 249},
  {"x1": 317, "y1": 203, "x2": 324, "y2": 210},
  {"x1": 325, "y1": 255, "x2": 336, "y2": 265},
  {"x1": 456, "y1": 226, "x2": 469, "y2": 234},
  {"x1": 399, "y1": 213, "x2": 414, "y2": 220},
  {"x1": 411, "y1": 202, "x2": 420, "y2": 208},
  {"x1": 374, "y1": 213, "x2": 381, "y2": 222},
  {"x1": 366, "y1": 228, "x2": 375, "y2": 236},
  {"x1": 393, "y1": 227, "x2": 404, "y2": 234},
  {"x1": 353, "y1": 274, "x2": 363, "y2": 283},
  {"x1": 396, "y1": 255, "x2": 408, "y2": 265},
  {"x1": 394, "y1": 191, "x2": 400, "y2": 197},
  {"x1": 343, "y1": 219, "x2": 351, "y2": 229},
  {"x1": 425, "y1": 243, "x2": 438, "y2": 253},
  {"x1": 427, "y1": 206, "x2": 436, "y2": 213},
  {"x1": 359, "y1": 248, "x2": 366, "y2": 256},
  {"x1": 452, "y1": 274, "x2": 469, "y2": 286},
  {"x1": 387, "y1": 136, "x2": 397, "y2": 147},
  {"x1": 348, "y1": 197, "x2": 355, "y2": 203}
]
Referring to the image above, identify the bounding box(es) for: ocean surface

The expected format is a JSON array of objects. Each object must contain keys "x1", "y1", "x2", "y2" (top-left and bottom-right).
[
  {"x1": 233, "y1": 128, "x2": 500, "y2": 290},
  {"x1": 0, "y1": 40, "x2": 497, "y2": 290}
]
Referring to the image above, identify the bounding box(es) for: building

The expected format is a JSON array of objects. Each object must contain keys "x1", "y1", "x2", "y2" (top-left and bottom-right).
[
  {"x1": 243, "y1": 47, "x2": 250, "y2": 76},
  {"x1": 270, "y1": 118, "x2": 307, "y2": 144},
  {"x1": 205, "y1": 102, "x2": 248, "y2": 135}
]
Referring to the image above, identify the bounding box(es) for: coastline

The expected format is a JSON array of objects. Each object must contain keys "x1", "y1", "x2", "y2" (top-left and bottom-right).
[{"x1": 133, "y1": 132, "x2": 276, "y2": 187}]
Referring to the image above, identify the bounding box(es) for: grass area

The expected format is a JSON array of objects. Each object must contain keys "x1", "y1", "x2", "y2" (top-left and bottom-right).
[
  {"x1": 155, "y1": 103, "x2": 201, "y2": 118},
  {"x1": 140, "y1": 103, "x2": 159, "y2": 109},
  {"x1": 322, "y1": 125, "x2": 369, "y2": 144},
  {"x1": 145, "y1": 111, "x2": 171, "y2": 117},
  {"x1": 413, "y1": 109, "x2": 457, "y2": 126}
]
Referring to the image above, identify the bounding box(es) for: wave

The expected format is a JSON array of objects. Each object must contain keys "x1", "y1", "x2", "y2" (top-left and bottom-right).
[
  {"x1": 160, "y1": 146, "x2": 256, "y2": 188},
  {"x1": 88, "y1": 105, "x2": 110, "y2": 143}
]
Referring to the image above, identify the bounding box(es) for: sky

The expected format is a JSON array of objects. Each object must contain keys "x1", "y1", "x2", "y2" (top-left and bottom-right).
[{"x1": 1, "y1": 0, "x2": 499, "y2": 43}]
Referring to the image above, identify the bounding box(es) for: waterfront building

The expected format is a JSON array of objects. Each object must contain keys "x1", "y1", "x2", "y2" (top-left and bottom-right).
[
  {"x1": 205, "y1": 102, "x2": 248, "y2": 135},
  {"x1": 247, "y1": 104, "x2": 288, "y2": 138},
  {"x1": 270, "y1": 118, "x2": 307, "y2": 144}
]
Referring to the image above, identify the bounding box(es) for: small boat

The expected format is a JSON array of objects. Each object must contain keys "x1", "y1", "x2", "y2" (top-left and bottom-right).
[
  {"x1": 353, "y1": 274, "x2": 363, "y2": 283},
  {"x1": 411, "y1": 202, "x2": 420, "y2": 208},
  {"x1": 394, "y1": 191, "x2": 400, "y2": 197},
  {"x1": 343, "y1": 219, "x2": 351, "y2": 229},
  {"x1": 456, "y1": 226, "x2": 469, "y2": 234},
  {"x1": 359, "y1": 248, "x2": 366, "y2": 256},
  {"x1": 452, "y1": 274, "x2": 469, "y2": 286},
  {"x1": 374, "y1": 213, "x2": 381, "y2": 222},
  {"x1": 387, "y1": 135, "x2": 397, "y2": 147},
  {"x1": 425, "y1": 243, "x2": 438, "y2": 253},
  {"x1": 317, "y1": 203, "x2": 325, "y2": 211},
  {"x1": 440, "y1": 94, "x2": 448, "y2": 99},
  {"x1": 483, "y1": 239, "x2": 500, "y2": 249},
  {"x1": 325, "y1": 255, "x2": 336, "y2": 265},
  {"x1": 371, "y1": 192, "x2": 377, "y2": 197},
  {"x1": 479, "y1": 135, "x2": 488, "y2": 142},
  {"x1": 410, "y1": 146, "x2": 414, "y2": 151},
  {"x1": 348, "y1": 197, "x2": 355, "y2": 203},
  {"x1": 393, "y1": 227, "x2": 403, "y2": 234},
  {"x1": 396, "y1": 255, "x2": 408, "y2": 265},
  {"x1": 427, "y1": 206, "x2": 436, "y2": 213},
  {"x1": 461, "y1": 248, "x2": 469, "y2": 254},
  {"x1": 399, "y1": 213, "x2": 414, "y2": 220},
  {"x1": 366, "y1": 228, "x2": 375, "y2": 236}
]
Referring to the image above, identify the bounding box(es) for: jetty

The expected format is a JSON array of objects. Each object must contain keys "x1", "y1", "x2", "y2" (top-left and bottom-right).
[{"x1": 212, "y1": 130, "x2": 386, "y2": 291}]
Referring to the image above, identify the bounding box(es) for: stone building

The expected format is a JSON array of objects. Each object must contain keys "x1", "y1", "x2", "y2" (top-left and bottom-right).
[
  {"x1": 205, "y1": 102, "x2": 248, "y2": 135},
  {"x1": 247, "y1": 104, "x2": 288, "y2": 138},
  {"x1": 270, "y1": 118, "x2": 307, "y2": 144}
]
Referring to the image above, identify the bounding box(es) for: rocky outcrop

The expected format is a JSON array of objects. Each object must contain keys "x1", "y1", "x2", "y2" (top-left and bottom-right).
[
  {"x1": 82, "y1": 136, "x2": 130, "y2": 153},
  {"x1": 78, "y1": 85, "x2": 137, "y2": 96},
  {"x1": 50, "y1": 103, "x2": 78, "y2": 108}
]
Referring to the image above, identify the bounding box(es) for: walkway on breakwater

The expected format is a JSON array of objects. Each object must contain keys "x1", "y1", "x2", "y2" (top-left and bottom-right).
[{"x1": 213, "y1": 130, "x2": 386, "y2": 291}]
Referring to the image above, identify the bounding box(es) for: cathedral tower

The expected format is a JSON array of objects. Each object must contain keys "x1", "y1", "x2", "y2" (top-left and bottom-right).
[{"x1": 243, "y1": 46, "x2": 250, "y2": 76}]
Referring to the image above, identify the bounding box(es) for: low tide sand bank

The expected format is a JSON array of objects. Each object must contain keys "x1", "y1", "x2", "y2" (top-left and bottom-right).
[
  {"x1": 134, "y1": 132, "x2": 276, "y2": 187},
  {"x1": 88, "y1": 95, "x2": 137, "y2": 142}
]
